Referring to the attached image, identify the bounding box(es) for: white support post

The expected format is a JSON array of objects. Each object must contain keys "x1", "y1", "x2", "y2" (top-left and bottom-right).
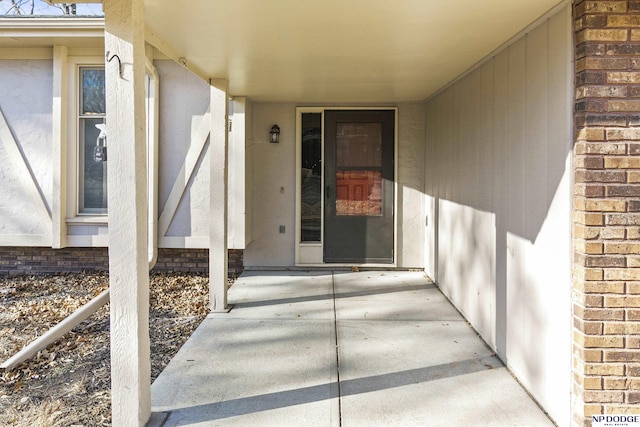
[
  {"x1": 52, "y1": 45, "x2": 68, "y2": 249},
  {"x1": 210, "y1": 79, "x2": 229, "y2": 312},
  {"x1": 104, "y1": 0, "x2": 151, "y2": 426}
]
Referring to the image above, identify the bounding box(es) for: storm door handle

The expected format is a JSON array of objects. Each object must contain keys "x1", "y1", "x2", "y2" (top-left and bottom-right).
[{"x1": 326, "y1": 185, "x2": 331, "y2": 199}]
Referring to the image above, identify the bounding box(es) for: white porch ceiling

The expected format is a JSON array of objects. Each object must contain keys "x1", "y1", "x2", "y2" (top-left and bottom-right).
[{"x1": 145, "y1": 0, "x2": 565, "y2": 103}]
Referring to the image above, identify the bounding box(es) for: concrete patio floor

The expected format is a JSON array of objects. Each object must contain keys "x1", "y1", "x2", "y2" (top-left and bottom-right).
[{"x1": 150, "y1": 270, "x2": 554, "y2": 426}]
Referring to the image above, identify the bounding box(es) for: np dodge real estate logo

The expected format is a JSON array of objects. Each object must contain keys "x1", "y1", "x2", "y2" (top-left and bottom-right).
[{"x1": 592, "y1": 415, "x2": 640, "y2": 427}]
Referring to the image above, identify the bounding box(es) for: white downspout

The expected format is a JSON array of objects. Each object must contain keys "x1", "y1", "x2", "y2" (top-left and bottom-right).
[{"x1": 146, "y1": 59, "x2": 159, "y2": 270}]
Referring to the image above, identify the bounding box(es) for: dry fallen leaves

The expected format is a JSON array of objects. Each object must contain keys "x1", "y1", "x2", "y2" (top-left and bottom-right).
[{"x1": 0, "y1": 272, "x2": 217, "y2": 427}]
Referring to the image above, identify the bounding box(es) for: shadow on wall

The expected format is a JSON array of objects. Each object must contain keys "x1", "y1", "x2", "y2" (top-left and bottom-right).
[{"x1": 423, "y1": 8, "x2": 572, "y2": 425}]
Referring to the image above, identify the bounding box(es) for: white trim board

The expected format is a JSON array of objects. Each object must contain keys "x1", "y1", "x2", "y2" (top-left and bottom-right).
[{"x1": 0, "y1": 234, "x2": 51, "y2": 246}]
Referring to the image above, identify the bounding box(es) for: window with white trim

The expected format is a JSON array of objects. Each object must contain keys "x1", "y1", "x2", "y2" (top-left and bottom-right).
[
  {"x1": 66, "y1": 58, "x2": 156, "y2": 229},
  {"x1": 77, "y1": 66, "x2": 107, "y2": 214}
]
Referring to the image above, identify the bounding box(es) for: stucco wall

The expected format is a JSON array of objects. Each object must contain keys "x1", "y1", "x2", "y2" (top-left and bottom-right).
[
  {"x1": 156, "y1": 59, "x2": 211, "y2": 245},
  {"x1": 0, "y1": 60, "x2": 53, "y2": 238},
  {"x1": 0, "y1": 58, "x2": 425, "y2": 265},
  {"x1": 0, "y1": 57, "x2": 250, "y2": 250},
  {"x1": 148, "y1": 60, "x2": 251, "y2": 249},
  {"x1": 244, "y1": 103, "x2": 297, "y2": 266},
  {"x1": 244, "y1": 103, "x2": 426, "y2": 268},
  {"x1": 398, "y1": 103, "x2": 426, "y2": 268},
  {"x1": 424, "y1": 6, "x2": 572, "y2": 426}
]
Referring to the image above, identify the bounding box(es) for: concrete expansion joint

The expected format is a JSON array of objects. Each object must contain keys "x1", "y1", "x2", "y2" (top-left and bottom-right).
[
  {"x1": 148, "y1": 271, "x2": 553, "y2": 425},
  {"x1": 331, "y1": 271, "x2": 343, "y2": 426}
]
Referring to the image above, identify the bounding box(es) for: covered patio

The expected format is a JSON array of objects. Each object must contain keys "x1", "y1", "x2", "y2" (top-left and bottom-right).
[
  {"x1": 32, "y1": 0, "x2": 639, "y2": 425},
  {"x1": 88, "y1": 0, "x2": 571, "y2": 424},
  {"x1": 149, "y1": 270, "x2": 553, "y2": 426}
]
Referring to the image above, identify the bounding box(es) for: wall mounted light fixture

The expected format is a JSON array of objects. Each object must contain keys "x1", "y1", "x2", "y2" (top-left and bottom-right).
[{"x1": 270, "y1": 124, "x2": 280, "y2": 143}]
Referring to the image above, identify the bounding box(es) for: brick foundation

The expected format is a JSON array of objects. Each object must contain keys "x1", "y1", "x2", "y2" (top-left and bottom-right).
[
  {"x1": 0, "y1": 247, "x2": 243, "y2": 277},
  {"x1": 573, "y1": 1, "x2": 640, "y2": 425}
]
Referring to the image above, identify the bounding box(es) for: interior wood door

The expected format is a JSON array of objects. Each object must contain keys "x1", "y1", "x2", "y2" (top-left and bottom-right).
[{"x1": 324, "y1": 110, "x2": 395, "y2": 263}]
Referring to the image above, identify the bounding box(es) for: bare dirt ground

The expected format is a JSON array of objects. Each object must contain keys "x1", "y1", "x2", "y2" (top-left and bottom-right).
[{"x1": 0, "y1": 272, "x2": 214, "y2": 426}]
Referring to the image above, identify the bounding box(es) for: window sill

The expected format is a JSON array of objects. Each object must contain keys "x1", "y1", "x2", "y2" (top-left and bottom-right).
[{"x1": 66, "y1": 215, "x2": 108, "y2": 225}]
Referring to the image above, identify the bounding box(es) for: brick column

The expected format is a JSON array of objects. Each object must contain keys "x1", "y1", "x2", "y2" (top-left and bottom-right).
[{"x1": 574, "y1": 1, "x2": 640, "y2": 426}]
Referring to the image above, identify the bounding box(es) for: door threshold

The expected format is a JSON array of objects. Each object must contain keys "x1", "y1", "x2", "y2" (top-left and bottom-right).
[
  {"x1": 296, "y1": 263, "x2": 397, "y2": 269},
  {"x1": 244, "y1": 265, "x2": 425, "y2": 271}
]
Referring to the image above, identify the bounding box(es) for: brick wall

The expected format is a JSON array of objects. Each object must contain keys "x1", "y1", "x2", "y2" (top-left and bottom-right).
[
  {"x1": 153, "y1": 248, "x2": 244, "y2": 276},
  {"x1": 0, "y1": 247, "x2": 243, "y2": 277},
  {"x1": 574, "y1": 1, "x2": 640, "y2": 425}
]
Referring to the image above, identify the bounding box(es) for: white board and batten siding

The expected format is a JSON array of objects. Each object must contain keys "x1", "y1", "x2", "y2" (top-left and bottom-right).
[{"x1": 424, "y1": 5, "x2": 572, "y2": 426}]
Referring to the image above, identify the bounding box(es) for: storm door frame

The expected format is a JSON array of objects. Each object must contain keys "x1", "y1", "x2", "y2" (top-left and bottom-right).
[{"x1": 294, "y1": 106, "x2": 398, "y2": 267}]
